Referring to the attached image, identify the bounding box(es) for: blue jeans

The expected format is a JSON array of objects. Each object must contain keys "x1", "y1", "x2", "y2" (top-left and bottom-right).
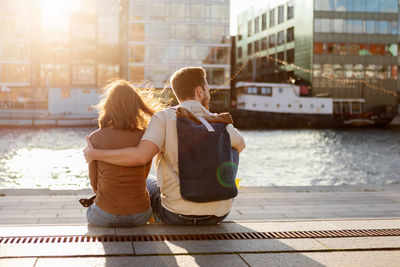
[
  {"x1": 146, "y1": 176, "x2": 229, "y2": 226},
  {"x1": 86, "y1": 203, "x2": 152, "y2": 227}
]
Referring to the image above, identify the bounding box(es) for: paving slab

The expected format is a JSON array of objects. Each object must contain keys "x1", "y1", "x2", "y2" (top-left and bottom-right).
[
  {"x1": 0, "y1": 224, "x2": 115, "y2": 237},
  {"x1": 0, "y1": 258, "x2": 36, "y2": 267},
  {"x1": 316, "y1": 236, "x2": 400, "y2": 250},
  {"x1": 239, "y1": 251, "x2": 400, "y2": 267},
  {"x1": 0, "y1": 242, "x2": 133, "y2": 257},
  {"x1": 35, "y1": 255, "x2": 248, "y2": 267},
  {"x1": 132, "y1": 238, "x2": 327, "y2": 255}
]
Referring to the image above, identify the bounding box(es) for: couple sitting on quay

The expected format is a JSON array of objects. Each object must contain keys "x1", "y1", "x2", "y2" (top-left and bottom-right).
[{"x1": 83, "y1": 67, "x2": 246, "y2": 227}]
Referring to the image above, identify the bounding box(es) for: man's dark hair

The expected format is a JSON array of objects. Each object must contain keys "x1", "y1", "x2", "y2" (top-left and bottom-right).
[{"x1": 170, "y1": 67, "x2": 206, "y2": 101}]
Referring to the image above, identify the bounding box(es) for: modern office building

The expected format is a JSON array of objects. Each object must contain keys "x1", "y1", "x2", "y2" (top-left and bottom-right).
[
  {"x1": 122, "y1": 0, "x2": 231, "y2": 110},
  {"x1": 235, "y1": 0, "x2": 399, "y2": 111}
]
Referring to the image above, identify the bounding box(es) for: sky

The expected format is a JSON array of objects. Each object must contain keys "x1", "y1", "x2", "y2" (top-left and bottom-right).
[{"x1": 230, "y1": 0, "x2": 266, "y2": 35}]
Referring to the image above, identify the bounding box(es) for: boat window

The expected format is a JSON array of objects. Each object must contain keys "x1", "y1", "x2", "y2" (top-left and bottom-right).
[
  {"x1": 276, "y1": 104, "x2": 280, "y2": 108},
  {"x1": 288, "y1": 104, "x2": 291, "y2": 108},
  {"x1": 265, "y1": 103, "x2": 268, "y2": 107},
  {"x1": 261, "y1": 87, "x2": 272, "y2": 95},
  {"x1": 321, "y1": 104, "x2": 325, "y2": 108},
  {"x1": 252, "y1": 103, "x2": 256, "y2": 107},
  {"x1": 278, "y1": 88, "x2": 283, "y2": 93},
  {"x1": 299, "y1": 104, "x2": 303, "y2": 108},
  {"x1": 310, "y1": 104, "x2": 314, "y2": 108}
]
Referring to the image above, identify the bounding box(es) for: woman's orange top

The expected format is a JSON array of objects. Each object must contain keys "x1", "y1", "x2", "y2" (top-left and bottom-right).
[{"x1": 88, "y1": 128, "x2": 151, "y2": 215}]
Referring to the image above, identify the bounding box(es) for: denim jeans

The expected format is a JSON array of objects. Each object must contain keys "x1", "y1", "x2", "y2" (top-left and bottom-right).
[
  {"x1": 86, "y1": 203, "x2": 152, "y2": 227},
  {"x1": 146, "y1": 176, "x2": 229, "y2": 226}
]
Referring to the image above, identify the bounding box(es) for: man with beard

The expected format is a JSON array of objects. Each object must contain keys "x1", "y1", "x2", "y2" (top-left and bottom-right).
[{"x1": 84, "y1": 67, "x2": 245, "y2": 225}]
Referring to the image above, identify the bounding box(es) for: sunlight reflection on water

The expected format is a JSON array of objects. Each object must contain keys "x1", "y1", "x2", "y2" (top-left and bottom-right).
[{"x1": 0, "y1": 127, "x2": 400, "y2": 189}]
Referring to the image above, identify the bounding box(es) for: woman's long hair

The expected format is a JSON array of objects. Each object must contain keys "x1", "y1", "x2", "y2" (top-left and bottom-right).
[{"x1": 95, "y1": 79, "x2": 164, "y2": 131}]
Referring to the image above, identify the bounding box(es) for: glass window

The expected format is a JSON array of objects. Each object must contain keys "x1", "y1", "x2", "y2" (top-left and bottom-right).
[
  {"x1": 365, "y1": 64, "x2": 376, "y2": 79},
  {"x1": 379, "y1": 21, "x2": 389, "y2": 34},
  {"x1": 320, "y1": 19, "x2": 331, "y2": 33},
  {"x1": 175, "y1": 24, "x2": 191, "y2": 40},
  {"x1": 348, "y1": 20, "x2": 363, "y2": 33},
  {"x1": 315, "y1": 0, "x2": 333, "y2": 11},
  {"x1": 353, "y1": 64, "x2": 364, "y2": 79},
  {"x1": 377, "y1": 65, "x2": 389, "y2": 79},
  {"x1": 150, "y1": 2, "x2": 169, "y2": 19},
  {"x1": 269, "y1": 34, "x2": 276, "y2": 48},
  {"x1": 170, "y1": 3, "x2": 186, "y2": 19},
  {"x1": 0, "y1": 63, "x2": 29, "y2": 83},
  {"x1": 170, "y1": 46, "x2": 185, "y2": 61},
  {"x1": 269, "y1": 8, "x2": 275, "y2": 28},
  {"x1": 247, "y1": 20, "x2": 252, "y2": 36},
  {"x1": 130, "y1": 45, "x2": 145, "y2": 62},
  {"x1": 313, "y1": 64, "x2": 322, "y2": 77},
  {"x1": 196, "y1": 25, "x2": 209, "y2": 41},
  {"x1": 247, "y1": 43, "x2": 252, "y2": 55},
  {"x1": 314, "y1": 19, "x2": 321, "y2": 32},
  {"x1": 353, "y1": 0, "x2": 366, "y2": 12},
  {"x1": 98, "y1": 64, "x2": 118, "y2": 87},
  {"x1": 277, "y1": 51, "x2": 284, "y2": 63},
  {"x1": 72, "y1": 65, "x2": 95, "y2": 85},
  {"x1": 149, "y1": 24, "x2": 170, "y2": 39},
  {"x1": 366, "y1": 1, "x2": 379, "y2": 12},
  {"x1": 190, "y1": 4, "x2": 207, "y2": 19},
  {"x1": 334, "y1": 0, "x2": 350, "y2": 11},
  {"x1": 254, "y1": 17, "x2": 260, "y2": 34},
  {"x1": 261, "y1": 37, "x2": 268, "y2": 50},
  {"x1": 323, "y1": 64, "x2": 333, "y2": 77},
  {"x1": 287, "y1": 49, "x2": 294, "y2": 63},
  {"x1": 254, "y1": 40, "x2": 260, "y2": 52},
  {"x1": 278, "y1": 5, "x2": 284, "y2": 24},
  {"x1": 390, "y1": 21, "x2": 398, "y2": 35},
  {"x1": 238, "y1": 47, "x2": 242, "y2": 58},
  {"x1": 391, "y1": 65, "x2": 397, "y2": 80},
  {"x1": 385, "y1": 0, "x2": 398, "y2": 13},
  {"x1": 130, "y1": 2, "x2": 146, "y2": 18},
  {"x1": 366, "y1": 20, "x2": 376, "y2": 34},
  {"x1": 191, "y1": 46, "x2": 209, "y2": 61},
  {"x1": 150, "y1": 45, "x2": 169, "y2": 62},
  {"x1": 387, "y1": 44, "x2": 398, "y2": 56},
  {"x1": 287, "y1": 0, "x2": 294, "y2": 20},
  {"x1": 130, "y1": 66, "x2": 144, "y2": 82},
  {"x1": 359, "y1": 44, "x2": 370, "y2": 55},
  {"x1": 210, "y1": 25, "x2": 226, "y2": 43},
  {"x1": 277, "y1": 31, "x2": 284, "y2": 45},
  {"x1": 130, "y1": 23, "x2": 145, "y2": 42},
  {"x1": 333, "y1": 19, "x2": 344, "y2": 33},
  {"x1": 40, "y1": 64, "x2": 69, "y2": 86},
  {"x1": 333, "y1": 64, "x2": 344, "y2": 78},
  {"x1": 287, "y1": 27, "x2": 294, "y2": 42},
  {"x1": 262, "y1": 13, "x2": 267, "y2": 30},
  {"x1": 211, "y1": 5, "x2": 228, "y2": 21},
  {"x1": 344, "y1": 64, "x2": 353, "y2": 78},
  {"x1": 314, "y1": 43, "x2": 324, "y2": 54}
]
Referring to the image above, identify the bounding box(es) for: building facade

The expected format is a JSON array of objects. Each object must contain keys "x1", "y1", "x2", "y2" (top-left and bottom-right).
[
  {"x1": 123, "y1": 0, "x2": 231, "y2": 110},
  {"x1": 235, "y1": 0, "x2": 399, "y2": 111},
  {"x1": 0, "y1": 0, "x2": 230, "y2": 120}
]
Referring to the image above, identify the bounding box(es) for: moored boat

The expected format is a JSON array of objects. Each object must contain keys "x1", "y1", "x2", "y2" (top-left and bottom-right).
[{"x1": 230, "y1": 82, "x2": 396, "y2": 128}]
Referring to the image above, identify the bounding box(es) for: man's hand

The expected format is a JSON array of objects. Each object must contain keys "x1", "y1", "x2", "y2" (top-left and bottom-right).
[{"x1": 83, "y1": 135, "x2": 94, "y2": 163}]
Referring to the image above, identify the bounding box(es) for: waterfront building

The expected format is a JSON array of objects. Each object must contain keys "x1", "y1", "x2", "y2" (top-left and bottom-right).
[
  {"x1": 235, "y1": 0, "x2": 399, "y2": 111},
  {"x1": 0, "y1": 0, "x2": 120, "y2": 120},
  {"x1": 122, "y1": 0, "x2": 231, "y2": 111}
]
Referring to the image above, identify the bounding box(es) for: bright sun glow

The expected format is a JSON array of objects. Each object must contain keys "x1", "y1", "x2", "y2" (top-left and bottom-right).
[{"x1": 41, "y1": 0, "x2": 73, "y2": 13}]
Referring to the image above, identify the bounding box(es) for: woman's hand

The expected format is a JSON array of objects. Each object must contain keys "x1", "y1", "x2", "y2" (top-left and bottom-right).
[{"x1": 83, "y1": 136, "x2": 94, "y2": 163}]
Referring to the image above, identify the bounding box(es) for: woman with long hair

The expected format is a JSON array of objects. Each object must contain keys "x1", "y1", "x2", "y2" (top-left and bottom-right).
[{"x1": 85, "y1": 79, "x2": 163, "y2": 227}]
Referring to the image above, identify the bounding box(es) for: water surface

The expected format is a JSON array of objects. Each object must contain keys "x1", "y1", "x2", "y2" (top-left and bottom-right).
[{"x1": 0, "y1": 127, "x2": 399, "y2": 189}]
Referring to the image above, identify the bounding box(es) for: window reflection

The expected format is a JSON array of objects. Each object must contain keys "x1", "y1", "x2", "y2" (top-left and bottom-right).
[
  {"x1": 315, "y1": 18, "x2": 397, "y2": 35},
  {"x1": 40, "y1": 64, "x2": 69, "y2": 86},
  {"x1": 277, "y1": 31, "x2": 284, "y2": 45},
  {"x1": 1, "y1": 64, "x2": 29, "y2": 83}
]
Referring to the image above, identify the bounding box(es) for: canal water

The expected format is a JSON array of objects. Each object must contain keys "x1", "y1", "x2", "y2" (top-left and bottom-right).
[{"x1": 0, "y1": 127, "x2": 399, "y2": 189}]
